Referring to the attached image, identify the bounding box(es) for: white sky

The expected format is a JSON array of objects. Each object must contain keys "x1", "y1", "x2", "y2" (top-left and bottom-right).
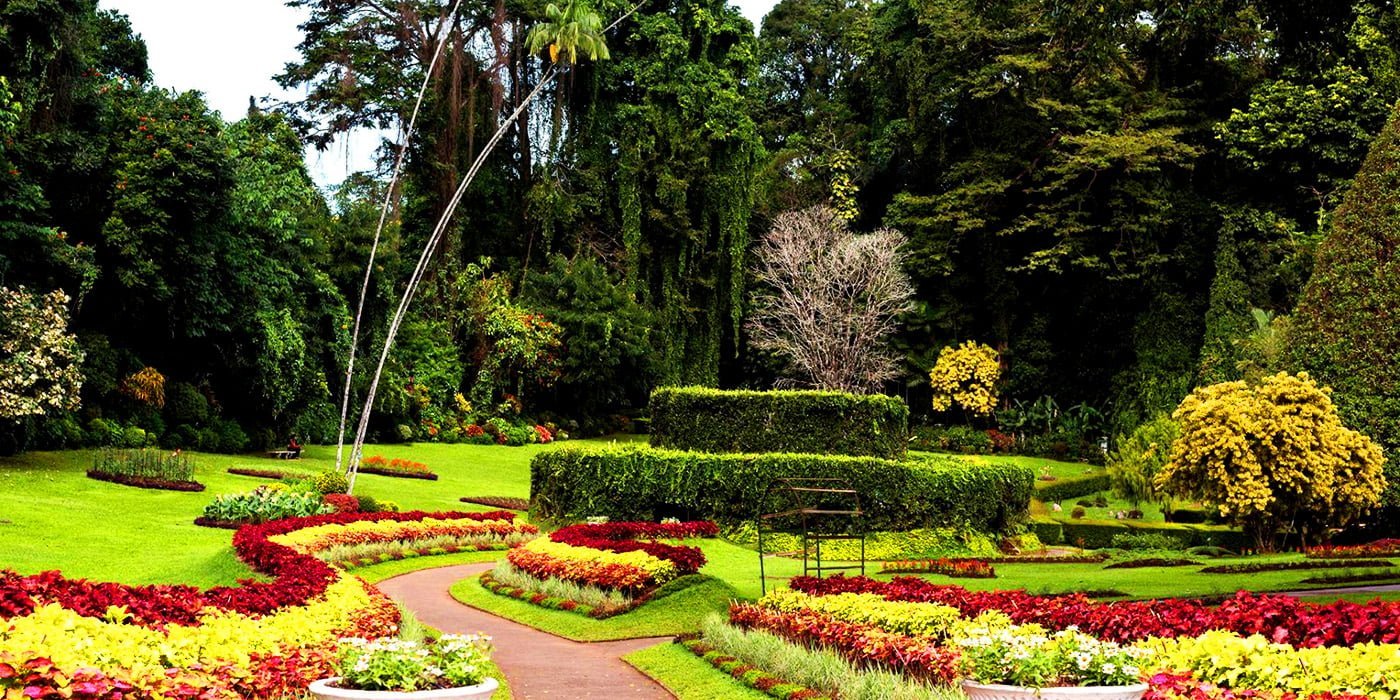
[{"x1": 100, "y1": 0, "x2": 777, "y2": 191}]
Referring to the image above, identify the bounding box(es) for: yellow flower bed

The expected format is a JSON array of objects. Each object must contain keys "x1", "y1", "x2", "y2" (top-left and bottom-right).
[
  {"x1": 517, "y1": 537, "x2": 677, "y2": 581},
  {"x1": 269, "y1": 516, "x2": 527, "y2": 552},
  {"x1": 0, "y1": 577, "x2": 379, "y2": 679},
  {"x1": 1143, "y1": 631, "x2": 1400, "y2": 699},
  {"x1": 758, "y1": 588, "x2": 998, "y2": 640}
]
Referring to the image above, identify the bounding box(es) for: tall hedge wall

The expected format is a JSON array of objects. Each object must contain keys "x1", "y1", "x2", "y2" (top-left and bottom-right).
[
  {"x1": 530, "y1": 444, "x2": 1033, "y2": 532},
  {"x1": 648, "y1": 387, "x2": 909, "y2": 459}
]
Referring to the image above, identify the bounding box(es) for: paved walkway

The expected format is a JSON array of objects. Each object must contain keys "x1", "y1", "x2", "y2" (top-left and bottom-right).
[
  {"x1": 1281, "y1": 583, "x2": 1400, "y2": 598},
  {"x1": 375, "y1": 563, "x2": 675, "y2": 700}
]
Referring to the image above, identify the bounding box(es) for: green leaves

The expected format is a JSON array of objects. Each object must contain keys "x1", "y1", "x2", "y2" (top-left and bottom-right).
[{"x1": 527, "y1": 1, "x2": 611, "y2": 66}]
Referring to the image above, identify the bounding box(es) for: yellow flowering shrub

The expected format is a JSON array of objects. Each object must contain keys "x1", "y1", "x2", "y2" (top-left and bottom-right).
[
  {"x1": 1143, "y1": 631, "x2": 1400, "y2": 699},
  {"x1": 929, "y1": 341, "x2": 1001, "y2": 416},
  {"x1": 1157, "y1": 372, "x2": 1386, "y2": 549}
]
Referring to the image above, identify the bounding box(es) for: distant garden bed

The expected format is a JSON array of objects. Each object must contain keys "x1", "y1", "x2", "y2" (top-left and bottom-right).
[
  {"x1": 461, "y1": 496, "x2": 529, "y2": 511},
  {"x1": 87, "y1": 448, "x2": 203, "y2": 492}
]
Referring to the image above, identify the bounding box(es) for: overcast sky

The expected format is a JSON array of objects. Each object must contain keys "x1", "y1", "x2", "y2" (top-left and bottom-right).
[{"x1": 100, "y1": 0, "x2": 777, "y2": 190}]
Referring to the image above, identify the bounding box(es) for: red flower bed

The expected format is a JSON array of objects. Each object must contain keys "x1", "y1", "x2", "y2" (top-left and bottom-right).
[
  {"x1": 359, "y1": 455, "x2": 438, "y2": 480},
  {"x1": 0, "y1": 510, "x2": 516, "y2": 628},
  {"x1": 1306, "y1": 538, "x2": 1400, "y2": 559},
  {"x1": 728, "y1": 602, "x2": 960, "y2": 684},
  {"x1": 549, "y1": 521, "x2": 717, "y2": 575},
  {"x1": 789, "y1": 575, "x2": 1400, "y2": 647}
]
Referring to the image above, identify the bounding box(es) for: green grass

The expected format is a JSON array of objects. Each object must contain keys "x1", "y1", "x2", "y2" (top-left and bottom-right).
[
  {"x1": 623, "y1": 642, "x2": 771, "y2": 700},
  {"x1": 450, "y1": 570, "x2": 741, "y2": 642},
  {"x1": 0, "y1": 441, "x2": 559, "y2": 585},
  {"x1": 950, "y1": 452, "x2": 1104, "y2": 480}
]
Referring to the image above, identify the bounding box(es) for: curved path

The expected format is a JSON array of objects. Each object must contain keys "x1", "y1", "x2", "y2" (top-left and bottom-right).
[
  {"x1": 376, "y1": 563, "x2": 675, "y2": 699},
  {"x1": 1281, "y1": 582, "x2": 1400, "y2": 598}
]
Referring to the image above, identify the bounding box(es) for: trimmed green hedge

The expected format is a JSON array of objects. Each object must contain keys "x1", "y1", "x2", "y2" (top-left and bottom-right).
[
  {"x1": 1029, "y1": 517, "x2": 1249, "y2": 551},
  {"x1": 531, "y1": 444, "x2": 1033, "y2": 532},
  {"x1": 1034, "y1": 473, "x2": 1112, "y2": 502},
  {"x1": 648, "y1": 387, "x2": 909, "y2": 459}
]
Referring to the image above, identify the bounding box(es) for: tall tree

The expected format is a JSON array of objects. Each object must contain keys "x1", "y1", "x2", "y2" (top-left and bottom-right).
[{"x1": 1292, "y1": 100, "x2": 1400, "y2": 506}]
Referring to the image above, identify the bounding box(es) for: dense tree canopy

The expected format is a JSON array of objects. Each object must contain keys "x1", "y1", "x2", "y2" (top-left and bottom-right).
[{"x1": 3, "y1": 0, "x2": 1399, "y2": 495}]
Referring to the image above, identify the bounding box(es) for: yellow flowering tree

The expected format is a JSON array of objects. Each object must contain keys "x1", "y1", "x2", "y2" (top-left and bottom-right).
[
  {"x1": 928, "y1": 341, "x2": 1001, "y2": 417},
  {"x1": 1156, "y1": 372, "x2": 1386, "y2": 551}
]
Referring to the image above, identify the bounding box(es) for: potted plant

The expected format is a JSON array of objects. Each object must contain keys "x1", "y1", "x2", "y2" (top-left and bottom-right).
[
  {"x1": 956, "y1": 627, "x2": 1152, "y2": 700},
  {"x1": 310, "y1": 634, "x2": 499, "y2": 699}
]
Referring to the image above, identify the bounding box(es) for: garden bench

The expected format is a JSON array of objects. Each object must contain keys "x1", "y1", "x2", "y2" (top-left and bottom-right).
[{"x1": 266, "y1": 450, "x2": 300, "y2": 460}]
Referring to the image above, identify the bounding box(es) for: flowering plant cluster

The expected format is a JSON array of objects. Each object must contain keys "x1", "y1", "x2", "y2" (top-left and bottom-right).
[
  {"x1": 0, "y1": 510, "x2": 511, "y2": 697},
  {"x1": 506, "y1": 538, "x2": 675, "y2": 590},
  {"x1": 359, "y1": 456, "x2": 438, "y2": 480},
  {"x1": 0, "y1": 286, "x2": 83, "y2": 420},
  {"x1": 1305, "y1": 538, "x2": 1400, "y2": 559},
  {"x1": 548, "y1": 520, "x2": 716, "y2": 574},
  {"x1": 728, "y1": 602, "x2": 962, "y2": 684},
  {"x1": 789, "y1": 575, "x2": 1400, "y2": 647},
  {"x1": 880, "y1": 558, "x2": 995, "y2": 578},
  {"x1": 957, "y1": 626, "x2": 1151, "y2": 687},
  {"x1": 335, "y1": 634, "x2": 492, "y2": 692},
  {"x1": 681, "y1": 639, "x2": 831, "y2": 699},
  {"x1": 269, "y1": 513, "x2": 529, "y2": 554},
  {"x1": 322, "y1": 493, "x2": 360, "y2": 513}
]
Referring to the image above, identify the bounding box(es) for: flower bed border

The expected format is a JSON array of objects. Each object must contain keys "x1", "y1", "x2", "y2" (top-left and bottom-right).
[
  {"x1": 0, "y1": 509, "x2": 516, "y2": 627},
  {"x1": 357, "y1": 466, "x2": 439, "y2": 481},
  {"x1": 880, "y1": 559, "x2": 996, "y2": 577},
  {"x1": 789, "y1": 574, "x2": 1400, "y2": 647},
  {"x1": 679, "y1": 639, "x2": 832, "y2": 700},
  {"x1": 460, "y1": 496, "x2": 529, "y2": 511},
  {"x1": 194, "y1": 517, "x2": 247, "y2": 529},
  {"x1": 1103, "y1": 558, "x2": 1200, "y2": 569},
  {"x1": 1199, "y1": 559, "x2": 1393, "y2": 574},
  {"x1": 478, "y1": 569, "x2": 632, "y2": 618},
  {"x1": 86, "y1": 470, "x2": 205, "y2": 492},
  {"x1": 228, "y1": 467, "x2": 293, "y2": 480}
]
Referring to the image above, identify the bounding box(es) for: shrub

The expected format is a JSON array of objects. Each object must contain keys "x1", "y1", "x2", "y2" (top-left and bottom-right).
[
  {"x1": 85, "y1": 417, "x2": 123, "y2": 447},
  {"x1": 928, "y1": 341, "x2": 1000, "y2": 416},
  {"x1": 648, "y1": 387, "x2": 909, "y2": 459},
  {"x1": 1107, "y1": 412, "x2": 1179, "y2": 510},
  {"x1": 1110, "y1": 532, "x2": 1187, "y2": 551},
  {"x1": 1070, "y1": 507, "x2": 1086, "y2": 519},
  {"x1": 1029, "y1": 517, "x2": 1251, "y2": 550},
  {"x1": 1158, "y1": 372, "x2": 1387, "y2": 550},
  {"x1": 313, "y1": 469, "x2": 350, "y2": 495},
  {"x1": 1035, "y1": 473, "x2": 1111, "y2": 502},
  {"x1": 530, "y1": 444, "x2": 1033, "y2": 532},
  {"x1": 909, "y1": 425, "x2": 993, "y2": 454},
  {"x1": 355, "y1": 494, "x2": 381, "y2": 513},
  {"x1": 120, "y1": 425, "x2": 148, "y2": 448}
]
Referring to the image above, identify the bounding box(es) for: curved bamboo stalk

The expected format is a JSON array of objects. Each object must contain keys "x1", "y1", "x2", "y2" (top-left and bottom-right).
[
  {"x1": 346, "y1": 64, "x2": 561, "y2": 493},
  {"x1": 335, "y1": 0, "x2": 471, "y2": 473}
]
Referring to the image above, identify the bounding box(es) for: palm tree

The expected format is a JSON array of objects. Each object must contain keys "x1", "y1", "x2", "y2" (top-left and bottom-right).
[
  {"x1": 527, "y1": 1, "x2": 611, "y2": 66},
  {"x1": 340, "y1": 0, "x2": 616, "y2": 493}
]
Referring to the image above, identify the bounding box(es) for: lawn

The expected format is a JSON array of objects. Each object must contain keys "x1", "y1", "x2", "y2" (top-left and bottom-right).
[
  {"x1": 624, "y1": 642, "x2": 770, "y2": 700},
  {"x1": 0, "y1": 440, "x2": 558, "y2": 585}
]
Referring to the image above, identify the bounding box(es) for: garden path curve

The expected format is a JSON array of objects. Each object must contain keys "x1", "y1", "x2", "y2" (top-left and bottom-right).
[{"x1": 375, "y1": 563, "x2": 675, "y2": 700}]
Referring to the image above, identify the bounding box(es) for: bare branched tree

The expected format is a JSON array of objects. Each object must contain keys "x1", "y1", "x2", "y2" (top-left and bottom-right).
[{"x1": 748, "y1": 206, "x2": 915, "y2": 394}]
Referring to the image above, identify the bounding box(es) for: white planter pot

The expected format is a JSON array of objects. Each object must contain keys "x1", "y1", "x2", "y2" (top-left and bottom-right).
[
  {"x1": 309, "y1": 677, "x2": 498, "y2": 700},
  {"x1": 961, "y1": 680, "x2": 1148, "y2": 700}
]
